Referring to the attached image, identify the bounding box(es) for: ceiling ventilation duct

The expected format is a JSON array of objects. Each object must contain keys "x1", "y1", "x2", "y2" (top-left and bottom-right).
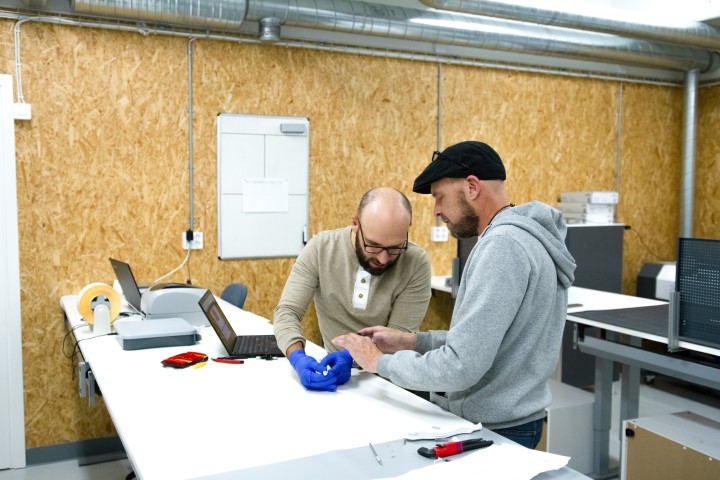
[
  {"x1": 70, "y1": 0, "x2": 720, "y2": 72},
  {"x1": 19, "y1": 0, "x2": 49, "y2": 7},
  {"x1": 419, "y1": 0, "x2": 720, "y2": 51},
  {"x1": 71, "y1": 0, "x2": 248, "y2": 31},
  {"x1": 244, "y1": 0, "x2": 718, "y2": 72}
]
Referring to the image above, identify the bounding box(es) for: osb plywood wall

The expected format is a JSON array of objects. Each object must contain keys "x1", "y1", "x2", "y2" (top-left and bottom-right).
[
  {"x1": 619, "y1": 84, "x2": 684, "y2": 294},
  {"x1": 1, "y1": 19, "x2": 718, "y2": 448},
  {"x1": 442, "y1": 68, "x2": 620, "y2": 205},
  {"x1": 698, "y1": 86, "x2": 720, "y2": 240}
]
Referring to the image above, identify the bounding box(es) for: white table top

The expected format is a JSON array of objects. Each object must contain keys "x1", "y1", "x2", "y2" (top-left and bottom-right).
[
  {"x1": 431, "y1": 275, "x2": 452, "y2": 293},
  {"x1": 61, "y1": 294, "x2": 581, "y2": 480}
]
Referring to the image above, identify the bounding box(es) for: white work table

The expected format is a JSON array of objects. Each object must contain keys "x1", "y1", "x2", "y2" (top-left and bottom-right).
[
  {"x1": 61, "y1": 294, "x2": 587, "y2": 480},
  {"x1": 566, "y1": 287, "x2": 720, "y2": 477}
]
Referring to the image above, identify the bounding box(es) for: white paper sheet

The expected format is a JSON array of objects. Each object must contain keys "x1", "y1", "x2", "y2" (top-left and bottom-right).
[
  {"x1": 384, "y1": 443, "x2": 570, "y2": 480},
  {"x1": 243, "y1": 177, "x2": 288, "y2": 212}
]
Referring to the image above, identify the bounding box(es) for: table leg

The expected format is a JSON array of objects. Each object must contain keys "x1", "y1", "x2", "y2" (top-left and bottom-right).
[
  {"x1": 619, "y1": 336, "x2": 641, "y2": 427},
  {"x1": 593, "y1": 356, "x2": 613, "y2": 476}
]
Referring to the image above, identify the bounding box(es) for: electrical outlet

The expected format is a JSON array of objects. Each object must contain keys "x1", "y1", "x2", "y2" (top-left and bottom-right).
[
  {"x1": 430, "y1": 226, "x2": 449, "y2": 242},
  {"x1": 182, "y1": 231, "x2": 203, "y2": 250},
  {"x1": 13, "y1": 103, "x2": 31, "y2": 121}
]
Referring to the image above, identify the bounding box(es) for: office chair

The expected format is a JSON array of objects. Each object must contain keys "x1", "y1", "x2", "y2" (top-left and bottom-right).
[{"x1": 221, "y1": 283, "x2": 248, "y2": 309}]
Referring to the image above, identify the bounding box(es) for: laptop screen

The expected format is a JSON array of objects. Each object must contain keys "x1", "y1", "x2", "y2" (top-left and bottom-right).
[
  {"x1": 109, "y1": 258, "x2": 143, "y2": 312},
  {"x1": 198, "y1": 290, "x2": 237, "y2": 354}
]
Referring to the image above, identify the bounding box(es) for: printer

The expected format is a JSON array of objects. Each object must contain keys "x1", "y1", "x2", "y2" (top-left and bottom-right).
[
  {"x1": 141, "y1": 283, "x2": 209, "y2": 327},
  {"x1": 636, "y1": 262, "x2": 676, "y2": 301}
]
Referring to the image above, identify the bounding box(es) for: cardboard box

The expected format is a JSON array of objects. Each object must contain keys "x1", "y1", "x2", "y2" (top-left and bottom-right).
[{"x1": 622, "y1": 411, "x2": 720, "y2": 480}]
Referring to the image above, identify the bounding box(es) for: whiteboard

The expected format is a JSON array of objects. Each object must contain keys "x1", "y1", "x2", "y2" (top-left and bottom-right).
[
  {"x1": 217, "y1": 114, "x2": 309, "y2": 259},
  {"x1": 0, "y1": 74, "x2": 26, "y2": 468}
]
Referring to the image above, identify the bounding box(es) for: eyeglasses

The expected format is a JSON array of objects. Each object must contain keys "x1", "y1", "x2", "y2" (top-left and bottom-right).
[
  {"x1": 432, "y1": 150, "x2": 470, "y2": 169},
  {"x1": 357, "y1": 220, "x2": 408, "y2": 256}
]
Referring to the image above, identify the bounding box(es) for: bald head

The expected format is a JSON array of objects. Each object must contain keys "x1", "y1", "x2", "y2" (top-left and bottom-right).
[
  {"x1": 357, "y1": 187, "x2": 412, "y2": 226},
  {"x1": 352, "y1": 187, "x2": 412, "y2": 275}
]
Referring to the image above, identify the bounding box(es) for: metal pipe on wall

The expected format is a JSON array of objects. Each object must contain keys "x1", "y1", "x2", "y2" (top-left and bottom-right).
[
  {"x1": 680, "y1": 69, "x2": 698, "y2": 238},
  {"x1": 436, "y1": 62, "x2": 442, "y2": 151},
  {"x1": 187, "y1": 37, "x2": 197, "y2": 234},
  {"x1": 615, "y1": 82, "x2": 623, "y2": 198}
]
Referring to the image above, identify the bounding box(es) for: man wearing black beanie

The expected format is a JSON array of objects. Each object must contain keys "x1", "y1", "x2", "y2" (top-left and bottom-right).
[{"x1": 334, "y1": 141, "x2": 576, "y2": 449}]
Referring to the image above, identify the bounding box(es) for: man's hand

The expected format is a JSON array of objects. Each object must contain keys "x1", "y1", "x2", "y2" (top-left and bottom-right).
[
  {"x1": 288, "y1": 350, "x2": 338, "y2": 391},
  {"x1": 357, "y1": 326, "x2": 417, "y2": 353},
  {"x1": 332, "y1": 333, "x2": 383, "y2": 373},
  {"x1": 320, "y1": 350, "x2": 353, "y2": 386}
]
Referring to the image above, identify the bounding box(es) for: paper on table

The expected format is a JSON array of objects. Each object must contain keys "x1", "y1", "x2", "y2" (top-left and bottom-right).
[
  {"x1": 384, "y1": 442, "x2": 570, "y2": 480},
  {"x1": 405, "y1": 423, "x2": 482, "y2": 440}
]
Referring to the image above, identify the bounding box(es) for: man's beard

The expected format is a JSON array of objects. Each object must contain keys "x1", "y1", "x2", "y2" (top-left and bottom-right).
[
  {"x1": 354, "y1": 234, "x2": 399, "y2": 276},
  {"x1": 448, "y1": 193, "x2": 479, "y2": 239}
]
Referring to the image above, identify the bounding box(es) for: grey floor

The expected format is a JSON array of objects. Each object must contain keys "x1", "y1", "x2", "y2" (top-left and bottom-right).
[
  {"x1": 1, "y1": 375, "x2": 719, "y2": 480},
  {"x1": 0, "y1": 458, "x2": 133, "y2": 480}
]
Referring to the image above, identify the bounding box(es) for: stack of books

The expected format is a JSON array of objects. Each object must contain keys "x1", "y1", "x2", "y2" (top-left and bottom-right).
[{"x1": 558, "y1": 191, "x2": 618, "y2": 224}]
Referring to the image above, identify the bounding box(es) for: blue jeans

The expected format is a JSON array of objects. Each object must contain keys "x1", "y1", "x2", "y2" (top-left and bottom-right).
[{"x1": 492, "y1": 418, "x2": 544, "y2": 449}]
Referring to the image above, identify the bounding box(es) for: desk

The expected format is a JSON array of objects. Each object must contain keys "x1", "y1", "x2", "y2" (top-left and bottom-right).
[
  {"x1": 61, "y1": 294, "x2": 587, "y2": 480},
  {"x1": 430, "y1": 275, "x2": 452, "y2": 294},
  {"x1": 567, "y1": 287, "x2": 720, "y2": 478}
]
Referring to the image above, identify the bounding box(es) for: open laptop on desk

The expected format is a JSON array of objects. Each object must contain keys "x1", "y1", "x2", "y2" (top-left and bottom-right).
[
  {"x1": 110, "y1": 258, "x2": 145, "y2": 313},
  {"x1": 198, "y1": 289, "x2": 284, "y2": 359}
]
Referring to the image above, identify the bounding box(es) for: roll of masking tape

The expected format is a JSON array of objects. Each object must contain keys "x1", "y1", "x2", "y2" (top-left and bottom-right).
[{"x1": 77, "y1": 282, "x2": 121, "y2": 325}]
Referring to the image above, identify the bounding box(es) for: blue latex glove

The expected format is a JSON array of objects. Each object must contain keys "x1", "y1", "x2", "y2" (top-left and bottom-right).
[
  {"x1": 289, "y1": 350, "x2": 338, "y2": 392},
  {"x1": 320, "y1": 350, "x2": 353, "y2": 386}
]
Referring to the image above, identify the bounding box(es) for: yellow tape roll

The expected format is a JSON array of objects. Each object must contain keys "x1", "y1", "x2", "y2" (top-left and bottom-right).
[{"x1": 77, "y1": 282, "x2": 121, "y2": 325}]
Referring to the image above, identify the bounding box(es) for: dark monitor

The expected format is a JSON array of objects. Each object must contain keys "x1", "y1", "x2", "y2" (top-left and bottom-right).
[
  {"x1": 450, "y1": 236, "x2": 478, "y2": 298},
  {"x1": 564, "y1": 224, "x2": 624, "y2": 294}
]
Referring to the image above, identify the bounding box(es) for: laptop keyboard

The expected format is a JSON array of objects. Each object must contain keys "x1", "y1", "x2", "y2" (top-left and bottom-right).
[{"x1": 234, "y1": 335, "x2": 279, "y2": 355}]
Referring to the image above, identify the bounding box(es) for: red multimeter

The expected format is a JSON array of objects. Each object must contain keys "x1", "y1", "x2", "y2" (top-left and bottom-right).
[{"x1": 161, "y1": 351, "x2": 208, "y2": 368}]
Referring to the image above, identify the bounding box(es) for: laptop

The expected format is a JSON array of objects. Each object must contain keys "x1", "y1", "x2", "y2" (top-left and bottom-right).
[
  {"x1": 198, "y1": 289, "x2": 284, "y2": 359},
  {"x1": 110, "y1": 258, "x2": 144, "y2": 312}
]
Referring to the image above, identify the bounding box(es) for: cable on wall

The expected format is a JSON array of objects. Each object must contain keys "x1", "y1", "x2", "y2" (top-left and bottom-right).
[
  {"x1": 185, "y1": 37, "x2": 197, "y2": 283},
  {"x1": 615, "y1": 82, "x2": 623, "y2": 198},
  {"x1": 12, "y1": 15, "x2": 146, "y2": 105},
  {"x1": 13, "y1": 18, "x2": 28, "y2": 104}
]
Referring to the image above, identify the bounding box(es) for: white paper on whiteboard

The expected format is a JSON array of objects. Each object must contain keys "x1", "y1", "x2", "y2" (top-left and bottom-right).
[{"x1": 243, "y1": 178, "x2": 289, "y2": 213}]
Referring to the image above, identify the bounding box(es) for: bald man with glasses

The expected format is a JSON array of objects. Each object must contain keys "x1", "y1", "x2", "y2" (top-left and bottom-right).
[{"x1": 274, "y1": 187, "x2": 432, "y2": 392}]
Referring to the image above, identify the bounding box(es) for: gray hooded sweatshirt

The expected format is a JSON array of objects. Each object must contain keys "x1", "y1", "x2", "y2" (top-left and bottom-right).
[{"x1": 376, "y1": 201, "x2": 576, "y2": 429}]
